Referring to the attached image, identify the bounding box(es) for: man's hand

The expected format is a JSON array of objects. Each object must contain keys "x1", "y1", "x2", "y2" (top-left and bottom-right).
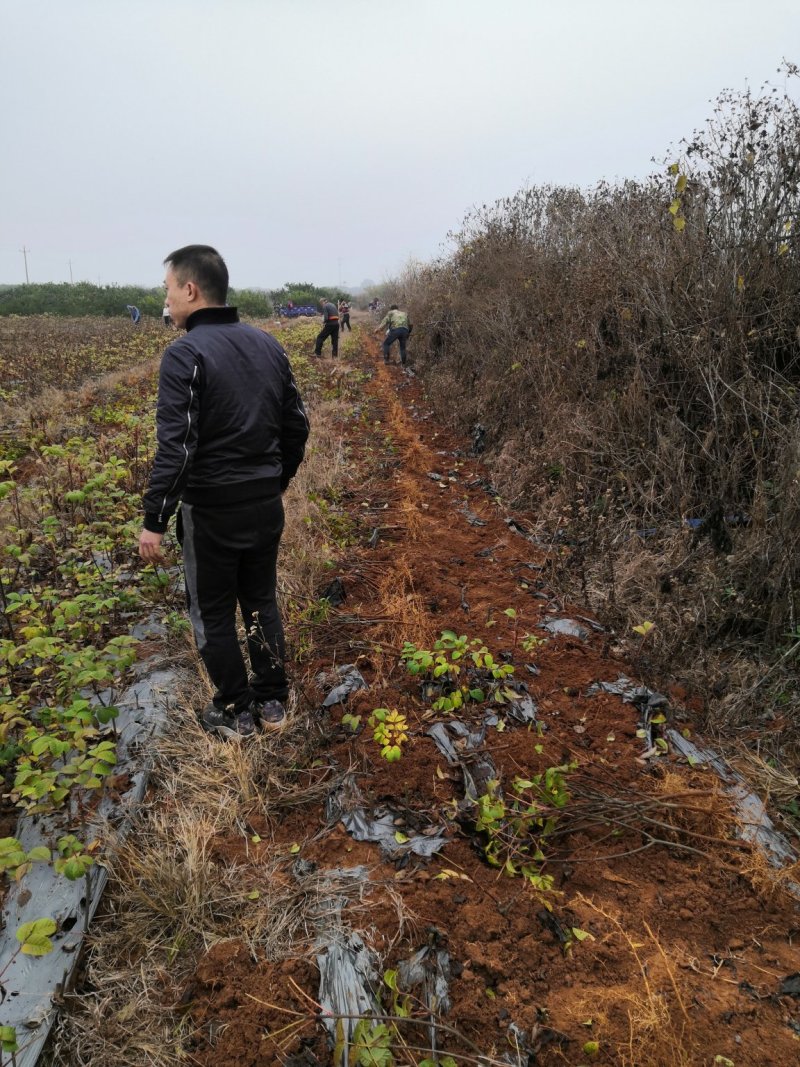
[{"x1": 139, "y1": 529, "x2": 165, "y2": 564}]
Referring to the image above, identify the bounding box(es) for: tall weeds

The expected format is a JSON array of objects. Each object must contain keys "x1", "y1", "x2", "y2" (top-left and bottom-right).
[{"x1": 400, "y1": 70, "x2": 800, "y2": 738}]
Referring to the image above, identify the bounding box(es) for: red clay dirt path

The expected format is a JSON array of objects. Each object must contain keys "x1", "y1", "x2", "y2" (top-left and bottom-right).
[{"x1": 186, "y1": 333, "x2": 800, "y2": 1067}]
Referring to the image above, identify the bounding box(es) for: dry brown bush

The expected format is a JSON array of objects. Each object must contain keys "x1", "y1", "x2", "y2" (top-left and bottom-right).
[{"x1": 399, "y1": 71, "x2": 800, "y2": 744}]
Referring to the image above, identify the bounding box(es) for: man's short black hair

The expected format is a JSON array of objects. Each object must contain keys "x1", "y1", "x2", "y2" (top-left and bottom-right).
[{"x1": 164, "y1": 245, "x2": 229, "y2": 305}]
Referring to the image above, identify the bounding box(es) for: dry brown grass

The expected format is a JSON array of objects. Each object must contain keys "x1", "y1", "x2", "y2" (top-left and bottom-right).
[
  {"x1": 572, "y1": 896, "x2": 699, "y2": 1067},
  {"x1": 45, "y1": 348, "x2": 372, "y2": 1066}
]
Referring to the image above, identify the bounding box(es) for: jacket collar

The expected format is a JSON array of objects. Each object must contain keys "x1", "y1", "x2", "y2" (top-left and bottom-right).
[{"x1": 185, "y1": 306, "x2": 239, "y2": 331}]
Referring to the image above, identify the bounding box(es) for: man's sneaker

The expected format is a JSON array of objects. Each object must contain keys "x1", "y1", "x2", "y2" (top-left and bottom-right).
[
  {"x1": 251, "y1": 699, "x2": 287, "y2": 732},
  {"x1": 200, "y1": 702, "x2": 229, "y2": 732},
  {"x1": 200, "y1": 703, "x2": 256, "y2": 740}
]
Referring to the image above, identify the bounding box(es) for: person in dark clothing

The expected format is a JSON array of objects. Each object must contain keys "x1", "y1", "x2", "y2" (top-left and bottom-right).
[
  {"x1": 315, "y1": 298, "x2": 339, "y2": 357},
  {"x1": 376, "y1": 304, "x2": 411, "y2": 365},
  {"x1": 338, "y1": 299, "x2": 352, "y2": 331},
  {"x1": 139, "y1": 245, "x2": 310, "y2": 740}
]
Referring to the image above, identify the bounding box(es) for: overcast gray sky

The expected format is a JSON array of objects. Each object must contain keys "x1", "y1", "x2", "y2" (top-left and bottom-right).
[{"x1": 2, "y1": 0, "x2": 798, "y2": 290}]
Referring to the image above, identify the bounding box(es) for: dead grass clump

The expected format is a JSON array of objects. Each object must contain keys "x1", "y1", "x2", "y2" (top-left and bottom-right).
[
  {"x1": 373, "y1": 557, "x2": 435, "y2": 652},
  {"x1": 734, "y1": 842, "x2": 800, "y2": 905},
  {"x1": 573, "y1": 896, "x2": 700, "y2": 1067},
  {"x1": 730, "y1": 748, "x2": 800, "y2": 807}
]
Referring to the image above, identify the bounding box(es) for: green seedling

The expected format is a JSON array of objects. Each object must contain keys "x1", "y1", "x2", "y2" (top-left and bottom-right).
[
  {"x1": 401, "y1": 629, "x2": 515, "y2": 714},
  {"x1": 368, "y1": 708, "x2": 409, "y2": 762},
  {"x1": 0, "y1": 837, "x2": 51, "y2": 881},
  {"x1": 473, "y1": 765, "x2": 574, "y2": 893}
]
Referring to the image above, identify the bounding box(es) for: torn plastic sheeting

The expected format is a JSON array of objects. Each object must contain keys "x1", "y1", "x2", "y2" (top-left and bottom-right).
[
  {"x1": 465, "y1": 476, "x2": 500, "y2": 497},
  {"x1": 397, "y1": 933, "x2": 452, "y2": 1056},
  {"x1": 501, "y1": 682, "x2": 538, "y2": 725},
  {"x1": 459, "y1": 752, "x2": 500, "y2": 804},
  {"x1": 321, "y1": 664, "x2": 367, "y2": 707},
  {"x1": 0, "y1": 667, "x2": 176, "y2": 1067},
  {"x1": 319, "y1": 577, "x2": 346, "y2": 607},
  {"x1": 340, "y1": 809, "x2": 448, "y2": 858},
  {"x1": 470, "y1": 423, "x2": 486, "y2": 455},
  {"x1": 541, "y1": 618, "x2": 589, "y2": 640},
  {"x1": 426, "y1": 721, "x2": 500, "y2": 802},
  {"x1": 587, "y1": 676, "x2": 669, "y2": 750},
  {"x1": 326, "y1": 775, "x2": 448, "y2": 858},
  {"x1": 505, "y1": 517, "x2": 534, "y2": 541},
  {"x1": 667, "y1": 729, "x2": 799, "y2": 892},
  {"x1": 460, "y1": 505, "x2": 487, "y2": 527},
  {"x1": 129, "y1": 614, "x2": 167, "y2": 641},
  {"x1": 587, "y1": 676, "x2": 668, "y2": 709},
  {"x1": 316, "y1": 929, "x2": 379, "y2": 1063},
  {"x1": 427, "y1": 721, "x2": 487, "y2": 764}
]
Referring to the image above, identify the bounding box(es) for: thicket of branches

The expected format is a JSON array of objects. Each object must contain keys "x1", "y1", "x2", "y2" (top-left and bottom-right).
[{"x1": 402, "y1": 70, "x2": 800, "y2": 729}]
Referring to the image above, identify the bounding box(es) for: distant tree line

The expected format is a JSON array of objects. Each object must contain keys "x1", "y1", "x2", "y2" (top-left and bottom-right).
[{"x1": 0, "y1": 281, "x2": 352, "y2": 318}]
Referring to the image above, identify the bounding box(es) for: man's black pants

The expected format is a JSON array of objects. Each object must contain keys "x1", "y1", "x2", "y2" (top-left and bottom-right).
[
  {"x1": 315, "y1": 322, "x2": 339, "y2": 357},
  {"x1": 383, "y1": 327, "x2": 409, "y2": 364},
  {"x1": 179, "y1": 496, "x2": 288, "y2": 713},
  {"x1": 341, "y1": 313, "x2": 351, "y2": 331}
]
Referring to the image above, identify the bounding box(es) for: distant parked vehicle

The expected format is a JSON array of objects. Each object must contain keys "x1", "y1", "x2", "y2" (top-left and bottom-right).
[{"x1": 278, "y1": 305, "x2": 319, "y2": 318}]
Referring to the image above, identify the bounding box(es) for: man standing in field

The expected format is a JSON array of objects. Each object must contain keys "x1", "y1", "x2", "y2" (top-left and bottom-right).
[
  {"x1": 376, "y1": 304, "x2": 412, "y2": 366},
  {"x1": 338, "y1": 298, "x2": 352, "y2": 332},
  {"x1": 314, "y1": 297, "x2": 339, "y2": 357},
  {"x1": 139, "y1": 245, "x2": 309, "y2": 740}
]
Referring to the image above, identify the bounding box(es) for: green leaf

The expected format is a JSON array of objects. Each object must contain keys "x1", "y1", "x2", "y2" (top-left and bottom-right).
[
  {"x1": 289, "y1": 843, "x2": 301, "y2": 854},
  {"x1": 571, "y1": 927, "x2": 594, "y2": 942},
  {"x1": 394, "y1": 831, "x2": 409, "y2": 844},
  {"x1": 17, "y1": 917, "x2": 57, "y2": 956},
  {"x1": 26, "y1": 846, "x2": 51, "y2": 863},
  {"x1": 0, "y1": 1025, "x2": 18, "y2": 1053}
]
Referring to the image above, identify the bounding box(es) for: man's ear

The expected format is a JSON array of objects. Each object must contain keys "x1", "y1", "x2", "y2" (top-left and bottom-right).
[{"x1": 185, "y1": 281, "x2": 200, "y2": 303}]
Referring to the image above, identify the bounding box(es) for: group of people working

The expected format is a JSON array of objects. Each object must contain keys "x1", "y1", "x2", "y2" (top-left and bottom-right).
[{"x1": 314, "y1": 297, "x2": 412, "y2": 366}]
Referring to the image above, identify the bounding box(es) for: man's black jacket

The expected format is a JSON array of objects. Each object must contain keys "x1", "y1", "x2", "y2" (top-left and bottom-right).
[{"x1": 142, "y1": 307, "x2": 310, "y2": 533}]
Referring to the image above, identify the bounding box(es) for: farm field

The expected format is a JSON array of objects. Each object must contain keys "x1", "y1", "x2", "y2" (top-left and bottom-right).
[{"x1": 1, "y1": 318, "x2": 799, "y2": 1067}]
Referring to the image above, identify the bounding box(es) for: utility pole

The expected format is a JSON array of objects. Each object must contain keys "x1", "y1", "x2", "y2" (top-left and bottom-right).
[
  {"x1": 68, "y1": 259, "x2": 73, "y2": 284},
  {"x1": 337, "y1": 257, "x2": 343, "y2": 288},
  {"x1": 20, "y1": 246, "x2": 30, "y2": 283}
]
